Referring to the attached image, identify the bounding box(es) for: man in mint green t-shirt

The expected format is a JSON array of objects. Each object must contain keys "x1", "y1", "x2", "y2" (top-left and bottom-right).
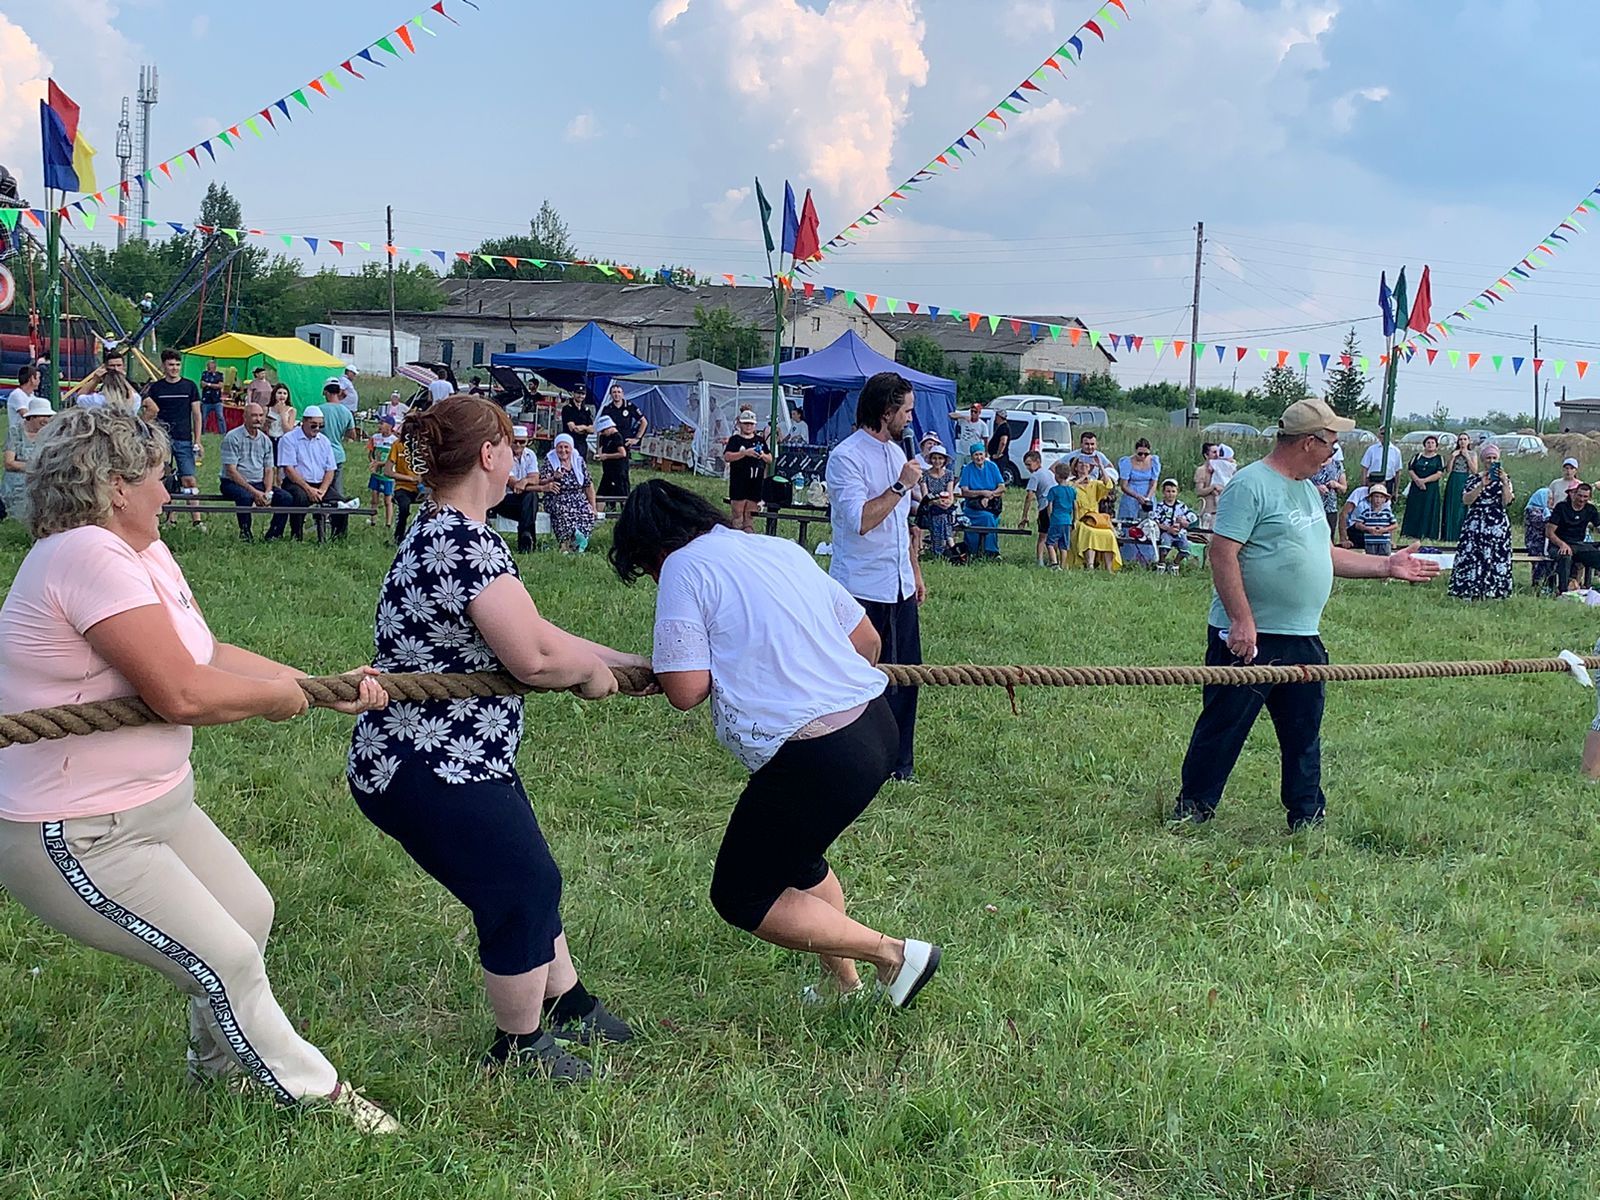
[{"x1": 1172, "y1": 399, "x2": 1440, "y2": 831}]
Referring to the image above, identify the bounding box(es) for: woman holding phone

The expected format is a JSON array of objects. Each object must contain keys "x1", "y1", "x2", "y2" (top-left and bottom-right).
[{"x1": 1447, "y1": 442, "x2": 1514, "y2": 600}]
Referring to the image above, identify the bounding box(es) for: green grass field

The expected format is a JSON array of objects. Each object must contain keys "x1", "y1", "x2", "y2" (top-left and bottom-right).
[{"x1": 3, "y1": 443, "x2": 1600, "y2": 1198}]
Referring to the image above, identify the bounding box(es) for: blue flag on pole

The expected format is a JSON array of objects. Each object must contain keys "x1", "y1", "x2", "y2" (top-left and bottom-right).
[
  {"x1": 781, "y1": 182, "x2": 800, "y2": 256},
  {"x1": 1378, "y1": 271, "x2": 1394, "y2": 337}
]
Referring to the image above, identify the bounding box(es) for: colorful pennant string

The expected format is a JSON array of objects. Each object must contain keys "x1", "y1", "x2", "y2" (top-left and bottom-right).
[
  {"x1": 106, "y1": 0, "x2": 477, "y2": 199},
  {"x1": 26, "y1": 205, "x2": 1567, "y2": 381},
  {"x1": 808, "y1": 0, "x2": 1136, "y2": 269},
  {"x1": 1409, "y1": 181, "x2": 1600, "y2": 351}
]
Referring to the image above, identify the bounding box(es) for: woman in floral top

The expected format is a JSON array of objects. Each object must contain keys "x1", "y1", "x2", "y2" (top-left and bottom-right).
[{"x1": 348, "y1": 396, "x2": 655, "y2": 1082}]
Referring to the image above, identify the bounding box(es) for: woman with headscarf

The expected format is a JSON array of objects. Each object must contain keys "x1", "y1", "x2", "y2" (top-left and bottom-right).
[
  {"x1": 592, "y1": 413, "x2": 632, "y2": 499},
  {"x1": 0, "y1": 406, "x2": 397, "y2": 1132},
  {"x1": 958, "y1": 442, "x2": 1004, "y2": 558},
  {"x1": 1442, "y1": 432, "x2": 1477, "y2": 542},
  {"x1": 544, "y1": 432, "x2": 599, "y2": 552},
  {"x1": 1524, "y1": 485, "x2": 1555, "y2": 593},
  {"x1": 1447, "y1": 442, "x2": 1515, "y2": 601},
  {"x1": 610, "y1": 480, "x2": 941, "y2": 1009},
  {"x1": 1066, "y1": 454, "x2": 1120, "y2": 571}
]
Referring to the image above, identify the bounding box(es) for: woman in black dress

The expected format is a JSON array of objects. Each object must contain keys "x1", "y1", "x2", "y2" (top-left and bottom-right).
[
  {"x1": 723, "y1": 410, "x2": 771, "y2": 533},
  {"x1": 1447, "y1": 442, "x2": 1514, "y2": 600}
]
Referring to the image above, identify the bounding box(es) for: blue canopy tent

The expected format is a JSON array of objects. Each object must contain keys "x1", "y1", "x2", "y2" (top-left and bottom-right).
[
  {"x1": 738, "y1": 330, "x2": 957, "y2": 452},
  {"x1": 490, "y1": 321, "x2": 655, "y2": 411}
]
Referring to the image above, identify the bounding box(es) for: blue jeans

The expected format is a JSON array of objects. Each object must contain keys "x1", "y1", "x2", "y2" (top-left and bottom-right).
[
  {"x1": 1177, "y1": 626, "x2": 1328, "y2": 828},
  {"x1": 201, "y1": 401, "x2": 225, "y2": 436},
  {"x1": 170, "y1": 440, "x2": 197, "y2": 480}
]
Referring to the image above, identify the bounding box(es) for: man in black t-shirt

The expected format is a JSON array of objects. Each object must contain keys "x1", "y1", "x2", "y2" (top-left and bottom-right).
[
  {"x1": 144, "y1": 349, "x2": 204, "y2": 526},
  {"x1": 1546, "y1": 483, "x2": 1600, "y2": 593},
  {"x1": 561, "y1": 384, "x2": 596, "y2": 459},
  {"x1": 600, "y1": 383, "x2": 648, "y2": 447}
]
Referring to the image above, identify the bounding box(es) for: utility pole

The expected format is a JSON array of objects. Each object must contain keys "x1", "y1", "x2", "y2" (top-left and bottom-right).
[
  {"x1": 1185, "y1": 220, "x2": 1204, "y2": 428},
  {"x1": 135, "y1": 66, "x2": 157, "y2": 238},
  {"x1": 386, "y1": 204, "x2": 398, "y2": 376},
  {"x1": 114, "y1": 98, "x2": 132, "y2": 249},
  {"x1": 1532, "y1": 324, "x2": 1540, "y2": 430}
]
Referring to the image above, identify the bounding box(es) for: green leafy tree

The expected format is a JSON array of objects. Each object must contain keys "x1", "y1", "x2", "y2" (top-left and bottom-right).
[
  {"x1": 955, "y1": 354, "x2": 1018, "y2": 408},
  {"x1": 1259, "y1": 363, "x2": 1309, "y2": 410},
  {"x1": 686, "y1": 306, "x2": 764, "y2": 369},
  {"x1": 1073, "y1": 371, "x2": 1123, "y2": 408},
  {"x1": 1324, "y1": 328, "x2": 1374, "y2": 422},
  {"x1": 896, "y1": 334, "x2": 946, "y2": 377}
]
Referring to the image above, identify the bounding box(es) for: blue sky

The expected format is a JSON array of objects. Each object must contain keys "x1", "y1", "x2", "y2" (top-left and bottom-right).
[{"x1": 3, "y1": 0, "x2": 1598, "y2": 418}]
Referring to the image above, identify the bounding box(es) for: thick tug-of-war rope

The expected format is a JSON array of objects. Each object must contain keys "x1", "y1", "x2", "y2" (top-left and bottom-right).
[{"x1": 0, "y1": 656, "x2": 1596, "y2": 750}]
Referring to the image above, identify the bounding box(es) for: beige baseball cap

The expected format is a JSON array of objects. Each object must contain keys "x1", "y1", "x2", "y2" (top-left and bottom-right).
[{"x1": 1278, "y1": 397, "x2": 1356, "y2": 435}]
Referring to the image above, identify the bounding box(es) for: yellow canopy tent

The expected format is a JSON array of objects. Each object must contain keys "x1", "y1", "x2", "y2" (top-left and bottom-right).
[{"x1": 182, "y1": 333, "x2": 347, "y2": 414}]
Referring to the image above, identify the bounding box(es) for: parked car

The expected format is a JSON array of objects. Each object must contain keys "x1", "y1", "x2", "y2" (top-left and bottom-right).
[
  {"x1": 1464, "y1": 428, "x2": 1496, "y2": 445},
  {"x1": 966, "y1": 407, "x2": 1073, "y2": 485},
  {"x1": 1495, "y1": 433, "x2": 1549, "y2": 456},
  {"x1": 1338, "y1": 428, "x2": 1378, "y2": 446},
  {"x1": 1202, "y1": 421, "x2": 1262, "y2": 440}
]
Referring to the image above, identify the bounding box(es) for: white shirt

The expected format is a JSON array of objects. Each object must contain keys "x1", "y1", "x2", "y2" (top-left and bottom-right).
[
  {"x1": 953, "y1": 417, "x2": 987, "y2": 452},
  {"x1": 338, "y1": 376, "x2": 358, "y2": 406},
  {"x1": 275, "y1": 427, "x2": 336, "y2": 483},
  {"x1": 652, "y1": 526, "x2": 888, "y2": 771},
  {"x1": 825, "y1": 427, "x2": 915, "y2": 604},
  {"x1": 7, "y1": 388, "x2": 31, "y2": 421},
  {"x1": 1026, "y1": 465, "x2": 1055, "y2": 512},
  {"x1": 1344, "y1": 485, "x2": 1370, "y2": 527},
  {"x1": 427, "y1": 378, "x2": 452, "y2": 403},
  {"x1": 509, "y1": 449, "x2": 540, "y2": 484},
  {"x1": 1361, "y1": 443, "x2": 1402, "y2": 479}
]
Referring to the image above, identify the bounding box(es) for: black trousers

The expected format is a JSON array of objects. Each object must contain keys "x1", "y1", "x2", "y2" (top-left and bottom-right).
[
  {"x1": 218, "y1": 477, "x2": 268, "y2": 539},
  {"x1": 265, "y1": 479, "x2": 348, "y2": 542},
  {"x1": 394, "y1": 488, "x2": 418, "y2": 544},
  {"x1": 858, "y1": 594, "x2": 921, "y2": 779},
  {"x1": 1178, "y1": 626, "x2": 1327, "y2": 828},
  {"x1": 1553, "y1": 544, "x2": 1600, "y2": 592},
  {"x1": 489, "y1": 490, "x2": 541, "y2": 551},
  {"x1": 599, "y1": 461, "x2": 631, "y2": 498}
]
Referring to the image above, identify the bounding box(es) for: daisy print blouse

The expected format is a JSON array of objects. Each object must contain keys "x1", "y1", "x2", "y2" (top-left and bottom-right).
[{"x1": 348, "y1": 505, "x2": 524, "y2": 794}]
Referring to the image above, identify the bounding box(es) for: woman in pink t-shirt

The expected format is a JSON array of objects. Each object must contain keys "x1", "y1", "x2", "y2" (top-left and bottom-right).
[{"x1": 0, "y1": 407, "x2": 398, "y2": 1134}]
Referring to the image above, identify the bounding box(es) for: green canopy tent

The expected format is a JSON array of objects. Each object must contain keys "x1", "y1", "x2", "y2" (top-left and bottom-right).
[{"x1": 181, "y1": 332, "x2": 348, "y2": 414}]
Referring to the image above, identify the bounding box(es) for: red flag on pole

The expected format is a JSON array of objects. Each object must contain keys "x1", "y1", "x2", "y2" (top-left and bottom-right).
[
  {"x1": 792, "y1": 189, "x2": 822, "y2": 262},
  {"x1": 1408, "y1": 265, "x2": 1432, "y2": 333}
]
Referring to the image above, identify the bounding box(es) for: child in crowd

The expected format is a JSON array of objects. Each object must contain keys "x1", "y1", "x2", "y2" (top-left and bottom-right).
[
  {"x1": 1152, "y1": 478, "x2": 1196, "y2": 570},
  {"x1": 1040, "y1": 460, "x2": 1077, "y2": 569},
  {"x1": 1207, "y1": 443, "x2": 1237, "y2": 492},
  {"x1": 918, "y1": 444, "x2": 957, "y2": 557},
  {"x1": 366, "y1": 413, "x2": 398, "y2": 528},
  {"x1": 1020, "y1": 449, "x2": 1055, "y2": 567},
  {"x1": 1351, "y1": 482, "x2": 1396, "y2": 555}
]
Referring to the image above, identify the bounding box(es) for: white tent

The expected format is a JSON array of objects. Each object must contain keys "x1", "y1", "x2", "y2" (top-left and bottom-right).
[{"x1": 617, "y1": 360, "x2": 791, "y2": 475}]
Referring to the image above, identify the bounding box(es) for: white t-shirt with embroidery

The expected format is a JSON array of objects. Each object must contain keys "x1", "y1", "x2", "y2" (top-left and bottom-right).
[{"x1": 651, "y1": 526, "x2": 888, "y2": 771}]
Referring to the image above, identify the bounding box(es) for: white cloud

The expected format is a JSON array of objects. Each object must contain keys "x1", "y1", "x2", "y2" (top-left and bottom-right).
[
  {"x1": 1014, "y1": 97, "x2": 1076, "y2": 172},
  {"x1": 654, "y1": 0, "x2": 930, "y2": 214},
  {"x1": 565, "y1": 112, "x2": 599, "y2": 142},
  {"x1": 190, "y1": 13, "x2": 209, "y2": 39},
  {"x1": 1276, "y1": 2, "x2": 1338, "y2": 62},
  {"x1": 1004, "y1": 0, "x2": 1055, "y2": 41},
  {"x1": 1331, "y1": 84, "x2": 1389, "y2": 132},
  {"x1": 0, "y1": 15, "x2": 51, "y2": 182}
]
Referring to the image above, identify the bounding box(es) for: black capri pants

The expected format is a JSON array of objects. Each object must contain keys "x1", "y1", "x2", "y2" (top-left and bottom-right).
[
  {"x1": 352, "y1": 762, "x2": 563, "y2": 976},
  {"x1": 710, "y1": 696, "x2": 897, "y2": 931}
]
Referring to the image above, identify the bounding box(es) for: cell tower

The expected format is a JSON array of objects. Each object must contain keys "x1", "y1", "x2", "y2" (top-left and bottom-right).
[
  {"x1": 115, "y1": 97, "x2": 133, "y2": 248},
  {"x1": 134, "y1": 65, "x2": 158, "y2": 239}
]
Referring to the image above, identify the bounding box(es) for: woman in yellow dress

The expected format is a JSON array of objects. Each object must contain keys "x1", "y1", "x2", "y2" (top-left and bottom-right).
[{"x1": 1066, "y1": 455, "x2": 1120, "y2": 571}]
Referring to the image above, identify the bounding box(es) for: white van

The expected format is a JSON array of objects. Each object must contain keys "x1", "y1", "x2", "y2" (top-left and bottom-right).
[{"x1": 967, "y1": 403, "x2": 1073, "y2": 486}]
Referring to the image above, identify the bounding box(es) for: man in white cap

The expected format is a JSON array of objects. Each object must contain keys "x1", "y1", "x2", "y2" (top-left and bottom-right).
[
  {"x1": 267, "y1": 406, "x2": 353, "y2": 542},
  {"x1": 488, "y1": 425, "x2": 544, "y2": 552},
  {"x1": 1171, "y1": 398, "x2": 1440, "y2": 832},
  {"x1": 1550, "y1": 457, "x2": 1584, "y2": 508}
]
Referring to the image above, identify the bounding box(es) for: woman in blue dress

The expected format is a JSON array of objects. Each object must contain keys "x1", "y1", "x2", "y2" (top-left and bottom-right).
[
  {"x1": 958, "y1": 443, "x2": 1005, "y2": 558},
  {"x1": 1116, "y1": 438, "x2": 1161, "y2": 566}
]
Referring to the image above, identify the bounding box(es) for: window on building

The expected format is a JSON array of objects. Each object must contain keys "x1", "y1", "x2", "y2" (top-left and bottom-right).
[
  {"x1": 505, "y1": 342, "x2": 517, "y2": 354},
  {"x1": 472, "y1": 340, "x2": 485, "y2": 366},
  {"x1": 439, "y1": 338, "x2": 454, "y2": 368},
  {"x1": 812, "y1": 316, "x2": 822, "y2": 332},
  {"x1": 339, "y1": 334, "x2": 356, "y2": 356},
  {"x1": 306, "y1": 331, "x2": 323, "y2": 349}
]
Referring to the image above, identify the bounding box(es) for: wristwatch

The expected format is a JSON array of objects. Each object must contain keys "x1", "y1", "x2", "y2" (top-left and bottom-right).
[{"x1": 890, "y1": 481, "x2": 909, "y2": 496}]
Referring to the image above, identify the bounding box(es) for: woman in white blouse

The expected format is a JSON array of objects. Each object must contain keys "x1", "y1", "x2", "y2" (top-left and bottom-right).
[{"x1": 610, "y1": 480, "x2": 941, "y2": 1009}]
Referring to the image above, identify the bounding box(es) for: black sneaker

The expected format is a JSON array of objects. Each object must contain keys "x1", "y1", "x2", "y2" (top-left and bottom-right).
[
  {"x1": 547, "y1": 998, "x2": 634, "y2": 1046},
  {"x1": 1168, "y1": 796, "x2": 1213, "y2": 826},
  {"x1": 483, "y1": 1030, "x2": 595, "y2": 1083},
  {"x1": 1287, "y1": 811, "x2": 1326, "y2": 833}
]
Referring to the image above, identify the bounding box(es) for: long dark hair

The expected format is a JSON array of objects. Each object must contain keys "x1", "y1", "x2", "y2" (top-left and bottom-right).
[
  {"x1": 610, "y1": 479, "x2": 731, "y2": 583},
  {"x1": 855, "y1": 370, "x2": 912, "y2": 432}
]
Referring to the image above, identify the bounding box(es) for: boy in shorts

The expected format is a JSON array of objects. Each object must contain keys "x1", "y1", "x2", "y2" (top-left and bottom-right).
[
  {"x1": 1040, "y1": 460, "x2": 1077, "y2": 569},
  {"x1": 1019, "y1": 449, "x2": 1054, "y2": 567},
  {"x1": 366, "y1": 413, "x2": 398, "y2": 527}
]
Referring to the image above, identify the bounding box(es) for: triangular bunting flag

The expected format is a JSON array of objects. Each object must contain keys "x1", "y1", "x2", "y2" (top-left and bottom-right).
[
  {"x1": 1297, "y1": 351, "x2": 1309, "y2": 370},
  {"x1": 1425, "y1": 349, "x2": 1438, "y2": 364},
  {"x1": 1491, "y1": 355, "x2": 1503, "y2": 371},
  {"x1": 1068, "y1": 327, "x2": 1082, "y2": 345},
  {"x1": 1172, "y1": 340, "x2": 1186, "y2": 358},
  {"x1": 1447, "y1": 349, "x2": 1461, "y2": 368},
  {"x1": 1511, "y1": 356, "x2": 1524, "y2": 374},
  {"x1": 1318, "y1": 353, "x2": 1330, "y2": 371},
  {"x1": 1236, "y1": 346, "x2": 1248, "y2": 362},
  {"x1": 968, "y1": 312, "x2": 982, "y2": 331},
  {"x1": 1579, "y1": 361, "x2": 1590, "y2": 379},
  {"x1": 1467, "y1": 353, "x2": 1479, "y2": 370}
]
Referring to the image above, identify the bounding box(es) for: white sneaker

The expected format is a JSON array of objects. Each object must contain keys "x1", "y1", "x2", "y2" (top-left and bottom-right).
[
  {"x1": 324, "y1": 1081, "x2": 400, "y2": 1134},
  {"x1": 885, "y1": 939, "x2": 941, "y2": 1009},
  {"x1": 338, "y1": 499, "x2": 362, "y2": 511}
]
